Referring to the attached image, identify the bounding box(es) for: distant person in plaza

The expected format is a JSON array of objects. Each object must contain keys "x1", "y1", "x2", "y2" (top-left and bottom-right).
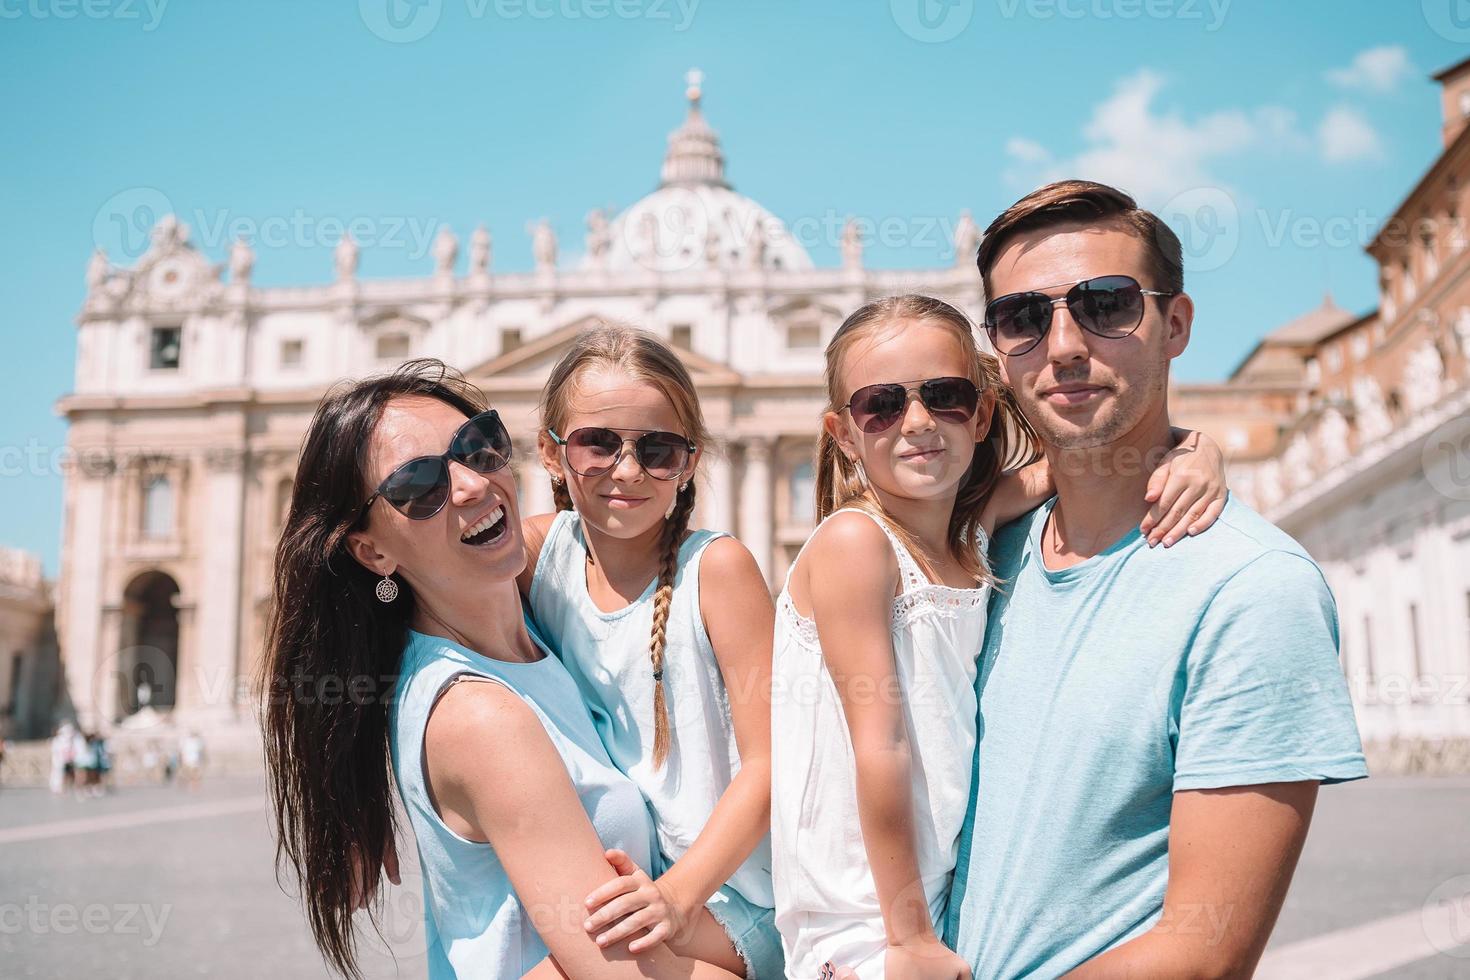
[
  {"x1": 49, "y1": 721, "x2": 74, "y2": 794},
  {"x1": 179, "y1": 730, "x2": 205, "y2": 789},
  {"x1": 944, "y1": 180, "x2": 1368, "y2": 978},
  {"x1": 261, "y1": 360, "x2": 742, "y2": 979}
]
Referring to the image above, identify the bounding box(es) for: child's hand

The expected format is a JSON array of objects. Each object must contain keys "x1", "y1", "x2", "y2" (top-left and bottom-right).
[
  {"x1": 885, "y1": 936, "x2": 972, "y2": 979},
  {"x1": 1141, "y1": 429, "x2": 1228, "y2": 547},
  {"x1": 348, "y1": 831, "x2": 401, "y2": 910},
  {"x1": 582, "y1": 848, "x2": 693, "y2": 954}
]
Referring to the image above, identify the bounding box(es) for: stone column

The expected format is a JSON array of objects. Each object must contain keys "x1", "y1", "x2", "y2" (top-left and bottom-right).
[
  {"x1": 188, "y1": 447, "x2": 247, "y2": 726},
  {"x1": 64, "y1": 452, "x2": 115, "y2": 731},
  {"x1": 94, "y1": 603, "x2": 125, "y2": 728},
  {"x1": 737, "y1": 438, "x2": 774, "y2": 586},
  {"x1": 701, "y1": 449, "x2": 736, "y2": 534}
]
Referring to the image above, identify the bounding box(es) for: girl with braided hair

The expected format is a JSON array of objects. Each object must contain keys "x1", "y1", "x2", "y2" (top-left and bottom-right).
[{"x1": 517, "y1": 322, "x2": 784, "y2": 980}]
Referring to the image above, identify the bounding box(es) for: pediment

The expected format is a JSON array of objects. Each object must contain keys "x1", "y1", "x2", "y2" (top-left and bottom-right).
[{"x1": 465, "y1": 315, "x2": 742, "y2": 391}]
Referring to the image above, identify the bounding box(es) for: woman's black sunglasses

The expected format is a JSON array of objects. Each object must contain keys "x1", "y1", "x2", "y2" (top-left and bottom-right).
[
  {"x1": 984, "y1": 274, "x2": 1177, "y2": 357},
  {"x1": 840, "y1": 376, "x2": 980, "y2": 434},
  {"x1": 358, "y1": 410, "x2": 513, "y2": 522},
  {"x1": 547, "y1": 426, "x2": 696, "y2": 481}
]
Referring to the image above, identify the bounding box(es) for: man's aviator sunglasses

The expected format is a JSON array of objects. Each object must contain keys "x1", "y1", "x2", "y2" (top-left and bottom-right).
[
  {"x1": 358, "y1": 410, "x2": 513, "y2": 522},
  {"x1": 984, "y1": 274, "x2": 1177, "y2": 357}
]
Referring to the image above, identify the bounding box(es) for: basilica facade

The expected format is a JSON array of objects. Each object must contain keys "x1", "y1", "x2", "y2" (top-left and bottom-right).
[{"x1": 55, "y1": 68, "x2": 1470, "y2": 765}]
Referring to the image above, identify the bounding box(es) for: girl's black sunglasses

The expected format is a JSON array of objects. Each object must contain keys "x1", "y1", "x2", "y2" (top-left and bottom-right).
[
  {"x1": 984, "y1": 274, "x2": 1177, "y2": 357},
  {"x1": 358, "y1": 410, "x2": 513, "y2": 522}
]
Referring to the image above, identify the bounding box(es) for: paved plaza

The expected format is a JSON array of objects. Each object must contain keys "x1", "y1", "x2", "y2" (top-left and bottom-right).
[{"x1": 1, "y1": 773, "x2": 1467, "y2": 979}]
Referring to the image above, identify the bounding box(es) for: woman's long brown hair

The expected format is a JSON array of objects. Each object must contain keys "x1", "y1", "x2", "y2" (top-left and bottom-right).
[
  {"x1": 539, "y1": 323, "x2": 712, "y2": 768},
  {"x1": 815, "y1": 294, "x2": 1039, "y2": 585},
  {"x1": 259, "y1": 358, "x2": 486, "y2": 979}
]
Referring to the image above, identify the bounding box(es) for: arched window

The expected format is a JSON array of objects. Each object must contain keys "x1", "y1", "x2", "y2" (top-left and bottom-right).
[
  {"x1": 376, "y1": 332, "x2": 411, "y2": 361},
  {"x1": 141, "y1": 475, "x2": 173, "y2": 540}
]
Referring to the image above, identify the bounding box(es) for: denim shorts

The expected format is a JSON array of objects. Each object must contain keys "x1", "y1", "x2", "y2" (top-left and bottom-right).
[{"x1": 705, "y1": 883, "x2": 785, "y2": 980}]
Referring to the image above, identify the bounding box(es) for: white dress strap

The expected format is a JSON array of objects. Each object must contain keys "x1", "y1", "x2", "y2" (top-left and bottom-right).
[{"x1": 829, "y1": 507, "x2": 930, "y2": 594}]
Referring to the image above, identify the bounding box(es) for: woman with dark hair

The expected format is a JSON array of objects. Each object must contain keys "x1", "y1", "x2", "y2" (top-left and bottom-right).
[{"x1": 260, "y1": 358, "x2": 740, "y2": 979}]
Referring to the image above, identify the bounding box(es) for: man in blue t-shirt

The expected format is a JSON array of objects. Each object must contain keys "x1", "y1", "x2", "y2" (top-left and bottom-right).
[{"x1": 944, "y1": 180, "x2": 1367, "y2": 979}]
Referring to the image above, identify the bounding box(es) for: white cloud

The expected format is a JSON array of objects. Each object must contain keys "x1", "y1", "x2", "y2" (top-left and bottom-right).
[
  {"x1": 1325, "y1": 45, "x2": 1414, "y2": 93},
  {"x1": 1318, "y1": 105, "x2": 1383, "y2": 163},
  {"x1": 1002, "y1": 69, "x2": 1300, "y2": 206}
]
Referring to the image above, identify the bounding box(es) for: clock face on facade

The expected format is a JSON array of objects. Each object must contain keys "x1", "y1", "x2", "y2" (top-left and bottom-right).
[{"x1": 148, "y1": 258, "x2": 191, "y2": 299}]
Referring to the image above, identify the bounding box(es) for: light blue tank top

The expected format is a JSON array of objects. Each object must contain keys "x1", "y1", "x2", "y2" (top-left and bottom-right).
[
  {"x1": 528, "y1": 509, "x2": 775, "y2": 909},
  {"x1": 389, "y1": 617, "x2": 657, "y2": 979}
]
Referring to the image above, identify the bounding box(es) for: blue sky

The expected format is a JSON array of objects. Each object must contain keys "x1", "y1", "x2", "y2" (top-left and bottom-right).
[{"x1": 1, "y1": 0, "x2": 1466, "y2": 573}]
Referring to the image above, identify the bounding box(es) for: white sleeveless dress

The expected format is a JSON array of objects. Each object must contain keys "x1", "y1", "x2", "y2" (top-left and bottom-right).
[{"x1": 770, "y1": 508, "x2": 991, "y2": 979}]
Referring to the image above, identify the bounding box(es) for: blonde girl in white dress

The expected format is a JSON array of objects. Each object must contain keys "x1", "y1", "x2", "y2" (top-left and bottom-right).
[{"x1": 770, "y1": 295, "x2": 1227, "y2": 980}]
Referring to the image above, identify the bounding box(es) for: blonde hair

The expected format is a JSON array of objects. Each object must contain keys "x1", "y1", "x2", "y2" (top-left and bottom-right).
[
  {"x1": 816, "y1": 294, "x2": 1039, "y2": 585},
  {"x1": 538, "y1": 323, "x2": 713, "y2": 768}
]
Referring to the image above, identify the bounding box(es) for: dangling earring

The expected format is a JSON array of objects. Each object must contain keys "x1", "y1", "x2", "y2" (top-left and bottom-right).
[
  {"x1": 853, "y1": 459, "x2": 869, "y2": 489},
  {"x1": 665, "y1": 481, "x2": 688, "y2": 520},
  {"x1": 375, "y1": 573, "x2": 399, "y2": 603},
  {"x1": 550, "y1": 475, "x2": 562, "y2": 487}
]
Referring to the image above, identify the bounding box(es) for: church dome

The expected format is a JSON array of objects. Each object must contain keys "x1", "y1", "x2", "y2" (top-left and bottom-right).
[{"x1": 602, "y1": 71, "x2": 812, "y2": 275}]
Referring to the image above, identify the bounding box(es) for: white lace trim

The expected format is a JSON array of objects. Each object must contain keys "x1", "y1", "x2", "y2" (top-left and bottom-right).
[
  {"x1": 777, "y1": 578, "x2": 989, "y2": 649},
  {"x1": 777, "y1": 509, "x2": 991, "y2": 648}
]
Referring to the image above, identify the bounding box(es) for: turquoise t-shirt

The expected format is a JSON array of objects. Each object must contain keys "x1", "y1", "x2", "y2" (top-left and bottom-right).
[{"x1": 945, "y1": 494, "x2": 1367, "y2": 978}]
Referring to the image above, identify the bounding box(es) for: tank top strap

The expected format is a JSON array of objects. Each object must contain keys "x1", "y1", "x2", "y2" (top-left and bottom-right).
[
  {"x1": 537, "y1": 508, "x2": 581, "y2": 574},
  {"x1": 829, "y1": 507, "x2": 930, "y2": 594}
]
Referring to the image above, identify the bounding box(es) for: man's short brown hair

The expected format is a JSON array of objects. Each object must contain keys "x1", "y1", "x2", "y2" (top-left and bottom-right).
[{"x1": 975, "y1": 180, "x2": 1184, "y2": 299}]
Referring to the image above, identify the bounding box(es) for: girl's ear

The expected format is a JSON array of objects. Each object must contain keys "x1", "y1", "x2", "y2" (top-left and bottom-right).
[
  {"x1": 822, "y1": 410, "x2": 858, "y2": 462},
  {"x1": 537, "y1": 430, "x2": 564, "y2": 483},
  {"x1": 344, "y1": 528, "x2": 393, "y2": 577}
]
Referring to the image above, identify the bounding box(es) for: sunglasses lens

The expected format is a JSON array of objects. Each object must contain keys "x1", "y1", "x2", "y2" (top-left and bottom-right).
[
  {"x1": 452, "y1": 412, "x2": 513, "y2": 474},
  {"x1": 921, "y1": 378, "x2": 980, "y2": 423},
  {"x1": 636, "y1": 432, "x2": 692, "y2": 480},
  {"x1": 1071, "y1": 276, "x2": 1144, "y2": 337},
  {"x1": 987, "y1": 294, "x2": 1052, "y2": 354},
  {"x1": 380, "y1": 458, "x2": 450, "y2": 519},
  {"x1": 565, "y1": 427, "x2": 622, "y2": 477},
  {"x1": 850, "y1": 383, "x2": 907, "y2": 433}
]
